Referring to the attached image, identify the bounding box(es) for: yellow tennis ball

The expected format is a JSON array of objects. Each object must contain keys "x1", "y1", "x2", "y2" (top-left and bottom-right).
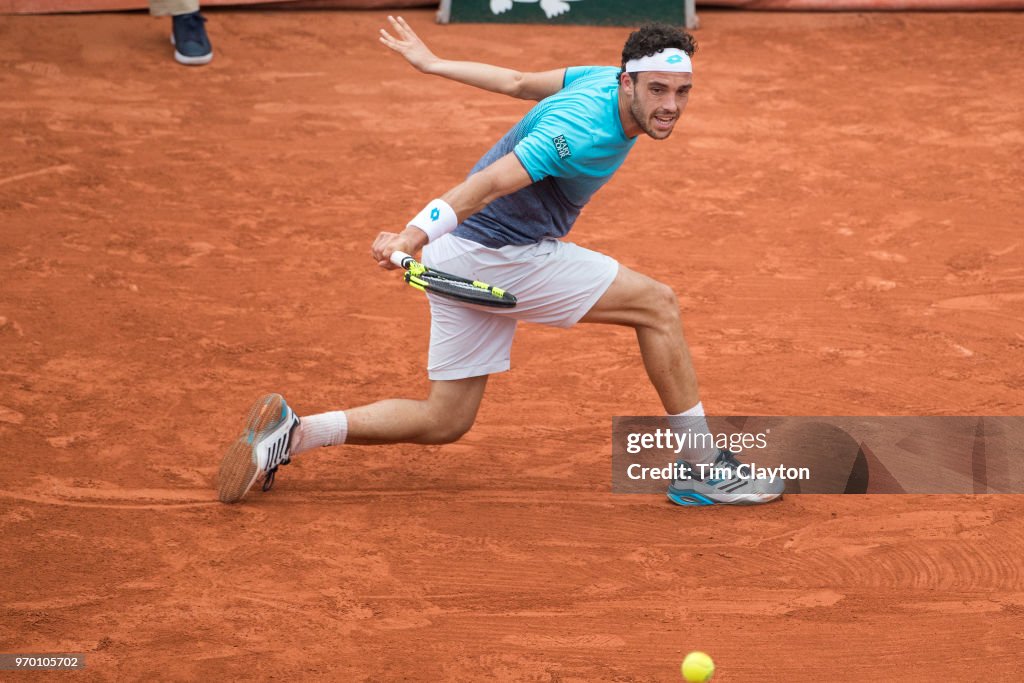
[{"x1": 681, "y1": 651, "x2": 715, "y2": 682}]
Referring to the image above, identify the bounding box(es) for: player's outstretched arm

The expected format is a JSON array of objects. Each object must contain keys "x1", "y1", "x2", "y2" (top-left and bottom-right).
[
  {"x1": 379, "y1": 15, "x2": 565, "y2": 101},
  {"x1": 371, "y1": 153, "x2": 532, "y2": 268}
]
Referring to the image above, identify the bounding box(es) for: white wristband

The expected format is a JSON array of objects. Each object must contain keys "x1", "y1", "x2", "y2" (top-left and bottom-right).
[{"x1": 407, "y1": 198, "x2": 458, "y2": 243}]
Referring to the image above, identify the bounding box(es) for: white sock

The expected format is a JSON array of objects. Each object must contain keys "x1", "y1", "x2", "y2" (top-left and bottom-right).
[
  {"x1": 292, "y1": 410, "x2": 348, "y2": 456},
  {"x1": 667, "y1": 401, "x2": 719, "y2": 465}
]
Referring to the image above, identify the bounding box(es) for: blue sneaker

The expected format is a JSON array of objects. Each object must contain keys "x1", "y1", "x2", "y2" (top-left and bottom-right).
[
  {"x1": 171, "y1": 12, "x2": 213, "y2": 66},
  {"x1": 667, "y1": 449, "x2": 784, "y2": 506},
  {"x1": 217, "y1": 394, "x2": 300, "y2": 503}
]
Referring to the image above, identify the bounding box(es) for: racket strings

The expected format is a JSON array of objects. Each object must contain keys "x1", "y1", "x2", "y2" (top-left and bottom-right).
[{"x1": 425, "y1": 276, "x2": 490, "y2": 293}]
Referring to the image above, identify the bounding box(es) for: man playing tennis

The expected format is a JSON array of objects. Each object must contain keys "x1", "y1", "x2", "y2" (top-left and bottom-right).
[{"x1": 217, "y1": 17, "x2": 784, "y2": 507}]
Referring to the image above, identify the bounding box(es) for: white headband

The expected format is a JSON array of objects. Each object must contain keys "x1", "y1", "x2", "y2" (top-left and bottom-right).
[{"x1": 624, "y1": 48, "x2": 692, "y2": 74}]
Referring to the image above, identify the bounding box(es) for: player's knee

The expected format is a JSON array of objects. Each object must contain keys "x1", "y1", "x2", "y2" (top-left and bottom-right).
[
  {"x1": 421, "y1": 379, "x2": 484, "y2": 444},
  {"x1": 647, "y1": 280, "x2": 681, "y2": 328},
  {"x1": 426, "y1": 418, "x2": 474, "y2": 444},
  {"x1": 422, "y1": 409, "x2": 476, "y2": 444}
]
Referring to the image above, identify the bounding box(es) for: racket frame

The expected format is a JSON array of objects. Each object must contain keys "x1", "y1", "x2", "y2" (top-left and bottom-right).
[{"x1": 390, "y1": 250, "x2": 517, "y2": 308}]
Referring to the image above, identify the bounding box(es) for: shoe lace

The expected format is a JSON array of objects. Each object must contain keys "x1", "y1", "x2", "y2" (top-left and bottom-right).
[
  {"x1": 674, "y1": 451, "x2": 743, "y2": 482},
  {"x1": 178, "y1": 13, "x2": 207, "y2": 43},
  {"x1": 262, "y1": 455, "x2": 290, "y2": 492},
  {"x1": 261, "y1": 417, "x2": 299, "y2": 493},
  {"x1": 713, "y1": 449, "x2": 744, "y2": 475}
]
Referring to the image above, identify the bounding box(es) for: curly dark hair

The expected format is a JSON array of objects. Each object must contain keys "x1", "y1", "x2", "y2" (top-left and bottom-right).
[{"x1": 620, "y1": 23, "x2": 697, "y2": 73}]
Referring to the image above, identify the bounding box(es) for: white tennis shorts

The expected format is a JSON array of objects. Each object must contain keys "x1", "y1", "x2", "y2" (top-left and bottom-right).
[{"x1": 421, "y1": 234, "x2": 619, "y2": 380}]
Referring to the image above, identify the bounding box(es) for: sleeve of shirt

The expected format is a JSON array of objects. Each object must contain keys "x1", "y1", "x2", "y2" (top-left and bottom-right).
[
  {"x1": 513, "y1": 105, "x2": 597, "y2": 182},
  {"x1": 562, "y1": 65, "x2": 607, "y2": 89},
  {"x1": 512, "y1": 110, "x2": 593, "y2": 183}
]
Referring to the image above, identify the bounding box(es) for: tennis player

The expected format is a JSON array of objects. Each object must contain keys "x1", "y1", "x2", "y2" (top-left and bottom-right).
[{"x1": 217, "y1": 17, "x2": 784, "y2": 507}]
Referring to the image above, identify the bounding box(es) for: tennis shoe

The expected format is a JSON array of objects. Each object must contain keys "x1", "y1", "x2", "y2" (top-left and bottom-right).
[
  {"x1": 170, "y1": 12, "x2": 213, "y2": 66},
  {"x1": 217, "y1": 393, "x2": 299, "y2": 503},
  {"x1": 667, "y1": 449, "x2": 784, "y2": 506}
]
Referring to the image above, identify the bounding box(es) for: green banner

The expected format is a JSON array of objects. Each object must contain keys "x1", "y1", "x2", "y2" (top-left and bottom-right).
[{"x1": 440, "y1": 0, "x2": 691, "y2": 27}]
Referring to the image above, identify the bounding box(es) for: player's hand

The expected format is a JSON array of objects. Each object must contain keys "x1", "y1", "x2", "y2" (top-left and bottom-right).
[
  {"x1": 371, "y1": 227, "x2": 428, "y2": 269},
  {"x1": 379, "y1": 16, "x2": 439, "y2": 74}
]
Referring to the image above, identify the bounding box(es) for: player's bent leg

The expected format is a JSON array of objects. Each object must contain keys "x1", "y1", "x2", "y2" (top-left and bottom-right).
[
  {"x1": 216, "y1": 378, "x2": 487, "y2": 503},
  {"x1": 581, "y1": 268, "x2": 783, "y2": 507},
  {"x1": 580, "y1": 266, "x2": 699, "y2": 413},
  {"x1": 344, "y1": 375, "x2": 489, "y2": 445}
]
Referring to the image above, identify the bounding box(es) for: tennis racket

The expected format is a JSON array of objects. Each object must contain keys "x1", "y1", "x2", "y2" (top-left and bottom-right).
[{"x1": 389, "y1": 251, "x2": 518, "y2": 308}]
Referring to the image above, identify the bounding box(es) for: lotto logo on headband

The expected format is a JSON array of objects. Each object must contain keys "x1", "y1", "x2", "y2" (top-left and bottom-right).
[{"x1": 624, "y1": 48, "x2": 693, "y2": 74}]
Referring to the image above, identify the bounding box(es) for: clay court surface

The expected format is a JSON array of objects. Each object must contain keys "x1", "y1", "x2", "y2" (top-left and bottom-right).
[{"x1": 2, "y1": 8, "x2": 1024, "y2": 680}]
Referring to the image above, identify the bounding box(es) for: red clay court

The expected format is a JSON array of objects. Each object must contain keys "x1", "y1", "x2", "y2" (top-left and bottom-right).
[{"x1": 1, "y1": 7, "x2": 1023, "y2": 680}]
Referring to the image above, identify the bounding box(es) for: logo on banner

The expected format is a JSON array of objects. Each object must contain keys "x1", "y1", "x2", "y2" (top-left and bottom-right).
[{"x1": 490, "y1": 0, "x2": 584, "y2": 20}]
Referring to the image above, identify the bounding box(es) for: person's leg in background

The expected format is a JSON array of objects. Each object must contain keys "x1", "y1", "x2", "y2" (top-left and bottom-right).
[{"x1": 149, "y1": 0, "x2": 213, "y2": 66}]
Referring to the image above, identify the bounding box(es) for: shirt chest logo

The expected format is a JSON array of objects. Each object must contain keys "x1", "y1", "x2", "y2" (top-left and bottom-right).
[{"x1": 552, "y1": 134, "x2": 572, "y2": 160}]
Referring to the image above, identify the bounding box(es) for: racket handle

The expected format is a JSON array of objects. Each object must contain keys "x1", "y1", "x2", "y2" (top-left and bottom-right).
[{"x1": 390, "y1": 250, "x2": 415, "y2": 269}]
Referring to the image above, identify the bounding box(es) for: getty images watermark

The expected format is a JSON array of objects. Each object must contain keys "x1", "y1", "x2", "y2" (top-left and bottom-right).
[
  {"x1": 612, "y1": 416, "x2": 1024, "y2": 494},
  {"x1": 621, "y1": 426, "x2": 810, "y2": 486}
]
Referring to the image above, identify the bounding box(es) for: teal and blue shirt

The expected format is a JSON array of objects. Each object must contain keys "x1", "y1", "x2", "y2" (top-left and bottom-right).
[{"x1": 452, "y1": 66, "x2": 636, "y2": 248}]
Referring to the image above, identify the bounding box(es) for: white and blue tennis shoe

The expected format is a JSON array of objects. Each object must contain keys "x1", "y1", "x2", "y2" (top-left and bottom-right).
[
  {"x1": 667, "y1": 449, "x2": 785, "y2": 506},
  {"x1": 217, "y1": 394, "x2": 300, "y2": 503}
]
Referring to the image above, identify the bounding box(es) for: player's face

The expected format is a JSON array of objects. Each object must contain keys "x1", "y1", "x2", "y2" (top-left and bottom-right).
[{"x1": 627, "y1": 72, "x2": 692, "y2": 140}]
